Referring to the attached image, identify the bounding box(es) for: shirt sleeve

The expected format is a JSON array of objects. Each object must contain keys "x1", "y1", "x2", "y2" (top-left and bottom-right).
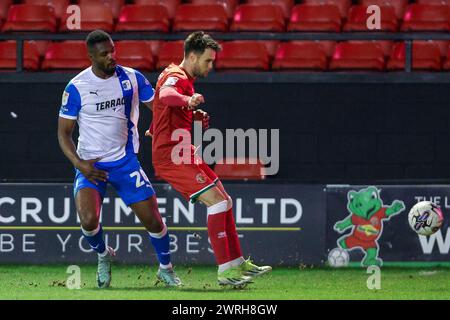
[
  {"x1": 160, "y1": 75, "x2": 187, "y2": 95},
  {"x1": 159, "y1": 86, "x2": 190, "y2": 107},
  {"x1": 59, "y1": 83, "x2": 81, "y2": 120},
  {"x1": 135, "y1": 70, "x2": 155, "y2": 103}
]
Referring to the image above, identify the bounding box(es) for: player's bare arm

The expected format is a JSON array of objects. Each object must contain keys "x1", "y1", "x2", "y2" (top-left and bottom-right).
[
  {"x1": 57, "y1": 117, "x2": 108, "y2": 185},
  {"x1": 144, "y1": 101, "x2": 153, "y2": 137},
  {"x1": 144, "y1": 101, "x2": 153, "y2": 111}
]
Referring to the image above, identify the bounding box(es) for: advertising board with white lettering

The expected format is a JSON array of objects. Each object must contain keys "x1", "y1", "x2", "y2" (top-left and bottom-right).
[
  {"x1": 326, "y1": 185, "x2": 450, "y2": 266},
  {"x1": 0, "y1": 183, "x2": 326, "y2": 265}
]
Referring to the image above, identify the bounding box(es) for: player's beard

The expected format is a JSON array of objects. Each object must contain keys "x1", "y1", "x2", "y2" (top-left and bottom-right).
[
  {"x1": 192, "y1": 64, "x2": 207, "y2": 78},
  {"x1": 101, "y1": 64, "x2": 116, "y2": 76}
]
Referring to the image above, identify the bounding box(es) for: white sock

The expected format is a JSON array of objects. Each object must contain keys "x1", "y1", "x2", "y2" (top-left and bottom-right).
[
  {"x1": 81, "y1": 225, "x2": 100, "y2": 237},
  {"x1": 98, "y1": 248, "x2": 108, "y2": 257},
  {"x1": 159, "y1": 263, "x2": 173, "y2": 270},
  {"x1": 218, "y1": 261, "x2": 233, "y2": 273},
  {"x1": 229, "y1": 256, "x2": 245, "y2": 267},
  {"x1": 148, "y1": 224, "x2": 167, "y2": 238}
]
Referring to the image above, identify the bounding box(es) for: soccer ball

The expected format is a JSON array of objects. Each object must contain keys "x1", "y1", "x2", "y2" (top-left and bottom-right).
[
  {"x1": 328, "y1": 248, "x2": 349, "y2": 267},
  {"x1": 408, "y1": 201, "x2": 444, "y2": 236}
]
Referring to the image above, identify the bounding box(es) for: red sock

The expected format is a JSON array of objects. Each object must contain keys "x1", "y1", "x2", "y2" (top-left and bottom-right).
[
  {"x1": 225, "y1": 208, "x2": 243, "y2": 261},
  {"x1": 207, "y1": 212, "x2": 230, "y2": 265}
]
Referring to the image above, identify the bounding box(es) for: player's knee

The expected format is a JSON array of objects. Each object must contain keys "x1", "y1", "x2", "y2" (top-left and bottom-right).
[
  {"x1": 78, "y1": 213, "x2": 99, "y2": 231},
  {"x1": 148, "y1": 222, "x2": 167, "y2": 237},
  {"x1": 148, "y1": 219, "x2": 165, "y2": 234},
  {"x1": 214, "y1": 188, "x2": 230, "y2": 203}
]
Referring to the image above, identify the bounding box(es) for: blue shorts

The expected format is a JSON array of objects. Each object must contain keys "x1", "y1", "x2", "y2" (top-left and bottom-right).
[{"x1": 73, "y1": 153, "x2": 155, "y2": 206}]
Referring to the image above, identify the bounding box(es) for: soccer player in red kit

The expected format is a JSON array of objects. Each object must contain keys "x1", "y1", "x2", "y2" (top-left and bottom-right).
[{"x1": 147, "y1": 31, "x2": 272, "y2": 287}]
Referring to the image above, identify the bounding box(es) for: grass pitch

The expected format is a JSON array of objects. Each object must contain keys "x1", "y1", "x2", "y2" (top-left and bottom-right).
[{"x1": 0, "y1": 265, "x2": 449, "y2": 300}]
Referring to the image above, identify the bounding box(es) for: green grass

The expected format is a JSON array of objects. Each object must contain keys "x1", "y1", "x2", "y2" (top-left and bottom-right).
[{"x1": 0, "y1": 265, "x2": 449, "y2": 300}]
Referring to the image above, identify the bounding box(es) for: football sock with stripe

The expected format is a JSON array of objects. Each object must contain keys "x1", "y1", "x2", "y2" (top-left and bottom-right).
[
  {"x1": 149, "y1": 224, "x2": 172, "y2": 269},
  {"x1": 81, "y1": 224, "x2": 106, "y2": 256},
  {"x1": 207, "y1": 200, "x2": 230, "y2": 266},
  {"x1": 225, "y1": 207, "x2": 243, "y2": 262}
]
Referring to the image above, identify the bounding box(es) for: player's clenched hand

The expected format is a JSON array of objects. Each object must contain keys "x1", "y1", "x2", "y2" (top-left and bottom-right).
[
  {"x1": 145, "y1": 122, "x2": 154, "y2": 138},
  {"x1": 187, "y1": 93, "x2": 204, "y2": 110},
  {"x1": 75, "y1": 158, "x2": 108, "y2": 185},
  {"x1": 145, "y1": 129, "x2": 153, "y2": 138},
  {"x1": 193, "y1": 109, "x2": 210, "y2": 130}
]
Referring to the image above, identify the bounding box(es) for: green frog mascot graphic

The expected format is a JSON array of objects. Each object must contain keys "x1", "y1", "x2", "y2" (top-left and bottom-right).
[{"x1": 333, "y1": 186, "x2": 405, "y2": 267}]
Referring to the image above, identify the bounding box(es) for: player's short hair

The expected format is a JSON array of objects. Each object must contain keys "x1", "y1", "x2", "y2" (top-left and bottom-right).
[
  {"x1": 184, "y1": 31, "x2": 221, "y2": 57},
  {"x1": 86, "y1": 30, "x2": 112, "y2": 51}
]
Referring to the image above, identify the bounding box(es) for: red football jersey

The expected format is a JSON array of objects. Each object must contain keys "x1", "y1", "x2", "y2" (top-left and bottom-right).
[{"x1": 152, "y1": 63, "x2": 195, "y2": 165}]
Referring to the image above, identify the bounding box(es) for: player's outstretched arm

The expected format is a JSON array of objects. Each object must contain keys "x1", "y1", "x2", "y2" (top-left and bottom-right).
[
  {"x1": 159, "y1": 87, "x2": 204, "y2": 110},
  {"x1": 57, "y1": 117, "x2": 108, "y2": 185}
]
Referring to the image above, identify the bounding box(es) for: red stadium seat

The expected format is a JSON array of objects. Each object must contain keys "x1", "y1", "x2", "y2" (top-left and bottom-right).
[
  {"x1": 173, "y1": 4, "x2": 228, "y2": 32},
  {"x1": 319, "y1": 41, "x2": 337, "y2": 57},
  {"x1": 78, "y1": 0, "x2": 125, "y2": 20},
  {"x1": 430, "y1": 40, "x2": 449, "y2": 57},
  {"x1": 288, "y1": 4, "x2": 342, "y2": 32},
  {"x1": 2, "y1": 4, "x2": 57, "y2": 32},
  {"x1": 231, "y1": 4, "x2": 285, "y2": 32},
  {"x1": 304, "y1": 0, "x2": 351, "y2": 18},
  {"x1": 262, "y1": 40, "x2": 280, "y2": 58},
  {"x1": 0, "y1": 0, "x2": 12, "y2": 22},
  {"x1": 246, "y1": 0, "x2": 295, "y2": 19},
  {"x1": 60, "y1": 3, "x2": 114, "y2": 32},
  {"x1": 0, "y1": 41, "x2": 40, "y2": 70},
  {"x1": 25, "y1": 0, "x2": 70, "y2": 21},
  {"x1": 115, "y1": 41, "x2": 154, "y2": 71},
  {"x1": 116, "y1": 5, "x2": 170, "y2": 32},
  {"x1": 147, "y1": 40, "x2": 162, "y2": 60},
  {"x1": 214, "y1": 158, "x2": 266, "y2": 181},
  {"x1": 189, "y1": 0, "x2": 238, "y2": 19},
  {"x1": 157, "y1": 41, "x2": 184, "y2": 70},
  {"x1": 215, "y1": 41, "x2": 270, "y2": 71},
  {"x1": 401, "y1": 4, "x2": 450, "y2": 31},
  {"x1": 360, "y1": 0, "x2": 407, "y2": 19},
  {"x1": 42, "y1": 41, "x2": 90, "y2": 70},
  {"x1": 387, "y1": 41, "x2": 442, "y2": 71},
  {"x1": 272, "y1": 41, "x2": 328, "y2": 70},
  {"x1": 134, "y1": 0, "x2": 180, "y2": 19},
  {"x1": 442, "y1": 44, "x2": 450, "y2": 70},
  {"x1": 376, "y1": 40, "x2": 395, "y2": 56},
  {"x1": 330, "y1": 41, "x2": 386, "y2": 71},
  {"x1": 33, "y1": 40, "x2": 51, "y2": 58},
  {"x1": 344, "y1": 5, "x2": 398, "y2": 31}
]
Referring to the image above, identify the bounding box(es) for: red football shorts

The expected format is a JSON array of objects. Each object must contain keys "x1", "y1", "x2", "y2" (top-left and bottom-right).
[{"x1": 154, "y1": 145, "x2": 218, "y2": 203}]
